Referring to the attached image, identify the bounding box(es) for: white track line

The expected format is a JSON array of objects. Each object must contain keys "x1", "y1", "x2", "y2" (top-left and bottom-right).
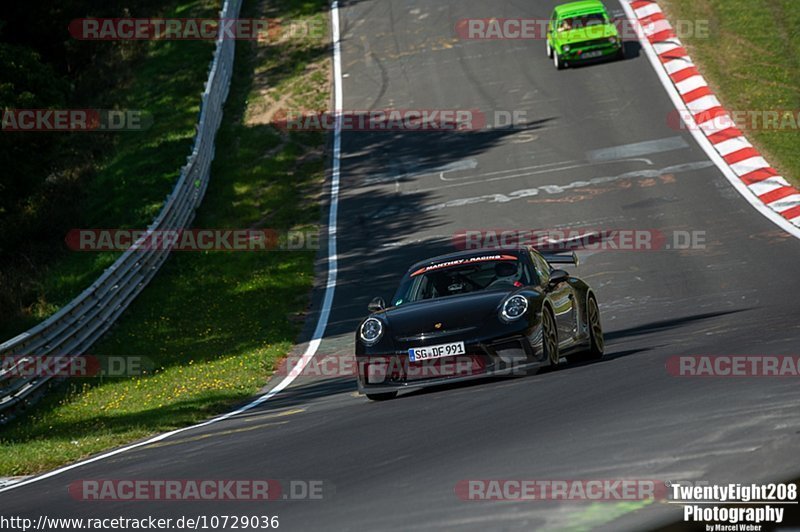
[
  {"x1": 0, "y1": 1, "x2": 345, "y2": 494},
  {"x1": 620, "y1": 0, "x2": 800, "y2": 240}
]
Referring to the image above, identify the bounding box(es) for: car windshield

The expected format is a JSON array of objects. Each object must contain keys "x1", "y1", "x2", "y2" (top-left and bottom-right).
[
  {"x1": 558, "y1": 13, "x2": 608, "y2": 31},
  {"x1": 393, "y1": 256, "x2": 531, "y2": 306}
]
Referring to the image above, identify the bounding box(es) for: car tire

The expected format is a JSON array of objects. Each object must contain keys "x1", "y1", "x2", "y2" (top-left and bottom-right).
[
  {"x1": 546, "y1": 40, "x2": 553, "y2": 58},
  {"x1": 542, "y1": 307, "x2": 561, "y2": 367},
  {"x1": 366, "y1": 391, "x2": 398, "y2": 401},
  {"x1": 554, "y1": 51, "x2": 565, "y2": 70},
  {"x1": 584, "y1": 295, "x2": 604, "y2": 360}
]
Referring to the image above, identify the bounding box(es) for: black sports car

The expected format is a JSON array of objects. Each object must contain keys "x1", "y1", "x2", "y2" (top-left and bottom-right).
[{"x1": 355, "y1": 246, "x2": 604, "y2": 400}]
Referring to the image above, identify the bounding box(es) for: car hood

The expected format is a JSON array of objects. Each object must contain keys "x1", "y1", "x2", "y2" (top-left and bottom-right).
[
  {"x1": 559, "y1": 24, "x2": 618, "y2": 43},
  {"x1": 380, "y1": 291, "x2": 510, "y2": 338}
]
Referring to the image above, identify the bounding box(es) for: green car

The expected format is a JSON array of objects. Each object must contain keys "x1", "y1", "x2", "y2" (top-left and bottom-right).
[{"x1": 546, "y1": 0, "x2": 624, "y2": 69}]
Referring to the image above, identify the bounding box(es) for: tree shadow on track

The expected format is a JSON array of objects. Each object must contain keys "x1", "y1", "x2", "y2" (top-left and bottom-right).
[
  {"x1": 240, "y1": 122, "x2": 557, "y2": 414},
  {"x1": 253, "y1": 378, "x2": 358, "y2": 412},
  {"x1": 305, "y1": 120, "x2": 555, "y2": 343},
  {"x1": 603, "y1": 309, "x2": 751, "y2": 342}
]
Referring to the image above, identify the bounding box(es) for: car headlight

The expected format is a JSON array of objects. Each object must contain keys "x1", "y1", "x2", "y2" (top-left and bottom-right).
[
  {"x1": 501, "y1": 295, "x2": 528, "y2": 322},
  {"x1": 360, "y1": 318, "x2": 384, "y2": 345},
  {"x1": 608, "y1": 36, "x2": 618, "y2": 44},
  {"x1": 562, "y1": 44, "x2": 571, "y2": 52}
]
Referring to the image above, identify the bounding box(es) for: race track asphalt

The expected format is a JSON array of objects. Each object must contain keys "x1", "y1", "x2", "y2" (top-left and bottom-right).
[{"x1": 2, "y1": 1, "x2": 800, "y2": 530}]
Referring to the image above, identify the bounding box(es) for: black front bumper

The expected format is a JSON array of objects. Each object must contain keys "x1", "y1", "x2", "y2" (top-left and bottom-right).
[{"x1": 357, "y1": 332, "x2": 545, "y2": 394}]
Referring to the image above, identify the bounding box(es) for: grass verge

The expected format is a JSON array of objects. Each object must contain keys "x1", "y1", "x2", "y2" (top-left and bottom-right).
[
  {"x1": 0, "y1": 0, "x2": 331, "y2": 475},
  {"x1": 0, "y1": 0, "x2": 220, "y2": 338},
  {"x1": 659, "y1": 0, "x2": 800, "y2": 186}
]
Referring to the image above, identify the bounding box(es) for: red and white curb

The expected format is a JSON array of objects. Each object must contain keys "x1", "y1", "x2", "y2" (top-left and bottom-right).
[{"x1": 625, "y1": 0, "x2": 800, "y2": 229}]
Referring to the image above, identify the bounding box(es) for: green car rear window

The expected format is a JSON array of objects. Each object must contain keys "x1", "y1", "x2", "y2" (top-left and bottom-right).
[{"x1": 557, "y1": 13, "x2": 608, "y2": 31}]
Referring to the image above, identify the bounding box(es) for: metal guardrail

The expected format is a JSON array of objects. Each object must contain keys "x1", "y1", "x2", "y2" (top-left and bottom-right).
[{"x1": 0, "y1": 0, "x2": 243, "y2": 423}]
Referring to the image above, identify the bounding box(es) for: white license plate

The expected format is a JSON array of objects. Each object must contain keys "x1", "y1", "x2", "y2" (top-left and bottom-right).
[
  {"x1": 583, "y1": 51, "x2": 602, "y2": 58},
  {"x1": 409, "y1": 341, "x2": 465, "y2": 362}
]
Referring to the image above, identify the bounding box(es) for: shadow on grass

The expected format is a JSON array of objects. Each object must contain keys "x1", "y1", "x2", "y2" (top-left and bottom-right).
[
  {"x1": 0, "y1": 2, "x2": 221, "y2": 339},
  {"x1": 0, "y1": 0, "x2": 331, "y2": 457},
  {"x1": 2, "y1": 390, "x2": 252, "y2": 445}
]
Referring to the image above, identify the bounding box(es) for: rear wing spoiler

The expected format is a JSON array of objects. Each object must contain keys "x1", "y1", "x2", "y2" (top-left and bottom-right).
[{"x1": 542, "y1": 251, "x2": 579, "y2": 267}]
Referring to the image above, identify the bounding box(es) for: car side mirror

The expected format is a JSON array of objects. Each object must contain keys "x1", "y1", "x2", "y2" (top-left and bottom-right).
[
  {"x1": 368, "y1": 297, "x2": 386, "y2": 313},
  {"x1": 549, "y1": 269, "x2": 570, "y2": 286}
]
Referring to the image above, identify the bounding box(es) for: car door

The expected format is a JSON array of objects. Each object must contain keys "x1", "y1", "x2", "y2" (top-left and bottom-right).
[
  {"x1": 548, "y1": 11, "x2": 556, "y2": 48},
  {"x1": 531, "y1": 251, "x2": 576, "y2": 345}
]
